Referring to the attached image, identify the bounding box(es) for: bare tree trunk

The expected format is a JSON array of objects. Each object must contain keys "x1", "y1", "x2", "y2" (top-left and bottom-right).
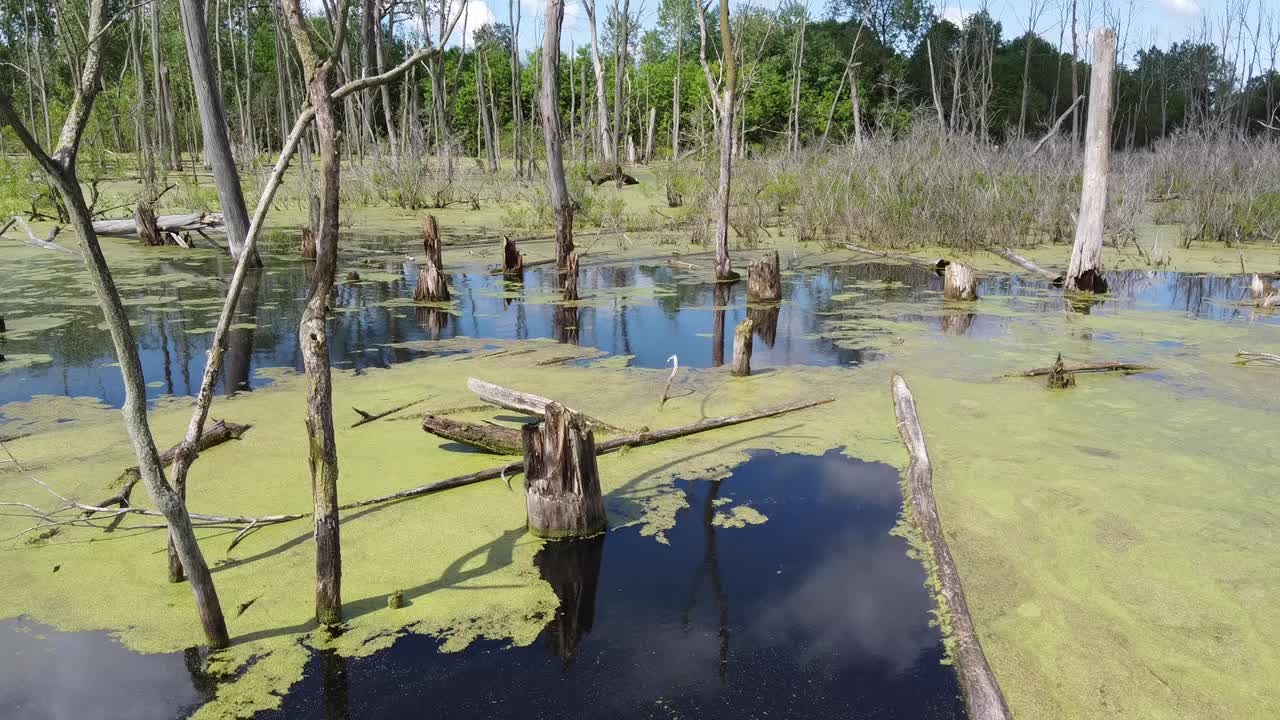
[
  {"x1": 672, "y1": 24, "x2": 683, "y2": 158},
  {"x1": 179, "y1": 0, "x2": 263, "y2": 268},
  {"x1": 696, "y1": 0, "x2": 738, "y2": 281},
  {"x1": 1066, "y1": 28, "x2": 1116, "y2": 295},
  {"x1": 151, "y1": 0, "x2": 171, "y2": 170},
  {"x1": 509, "y1": 0, "x2": 524, "y2": 176},
  {"x1": 850, "y1": 68, "x2": 863, "y2": 149},
  {"x1": 584, "y1": 0, "x2": 616, "y2": 168},
  {"x1": 282, "y1": 0, "x2": 348, "y2": 628},
  {"x1": 612, "y1": 0, "x2": 629, "y2": 173},
  {"x1": 376, "y1": 2, "x2": 399, "y2": 165},
  {"x1": 789, "y1": 11, "x2": 807, "y2": 154},
  {"x1": 927, "y1": 38, "x2": 945, "y2": 130},
  {"x1": 1070, "y1": 0, "x2": 1080, "y2": 146},
  {"x1": 0, "y1": 2, "x2": 230, "y2": 650}
]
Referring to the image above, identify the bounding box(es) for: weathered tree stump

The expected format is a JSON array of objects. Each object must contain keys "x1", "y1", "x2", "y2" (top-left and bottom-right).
[
  {"x1": 134, "y1": 202, "x2": 163, "y2": 247},
  {"x1": 301, "y1": 228, "x2": 317, "y2": 259},
  {"x1": 414, "y1": 214, "x2": 450, "y2": 302},
  {"x1": 501, "y1": 236, "x2": 524, "y2": 276},
  {"x1": 944, "y1": 262, "x2": 979, "y2": 301},
  {"x1": 563, "y1": 252, "x2": 580, "y2": 301},
  {"x1": 731, "y1": 318, "x2": 754, "y2": 377},
  {"x1": 1047, "y1": 353, "x2": 1076, "y2": 389},
  {"x1": 747, "y1": 250, "x2": 782, "y2": 302},
  {"x1": 522, "y1": 403, "x2": 606, "y2": 539}
]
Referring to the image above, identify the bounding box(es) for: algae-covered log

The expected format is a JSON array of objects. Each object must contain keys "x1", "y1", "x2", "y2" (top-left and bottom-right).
[
  {"x1": 1013, "y1": 361, "x2": 1152, "y2": 378},
  {"x1": 522, "y1": 403, "x2": 606, "y2": 539},
  {"x1": 422, "y1": 414, "x2": 524, "y2": 454},
  {"x1": 891, "y1": 374, "x2": 1011, "y2": 720},
  {"x1": 835, "y1": 242, "x2": 949, "y2": 273}
]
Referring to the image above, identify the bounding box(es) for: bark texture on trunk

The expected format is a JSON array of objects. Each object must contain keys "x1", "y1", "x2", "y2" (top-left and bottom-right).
[
  {"x1": 1066, "y1": 28, "x2": 1116, "y2": 295},
  {"x1": 746, "y1": 250, "x2": 781, "y2": 302},
  {"x1": 541, "y1": 0, "x2": 575, "y2": 272},
  {"x1": 943, "y1": 262, "x2": 979, "y2": 301},
  {"x1": 414, "y1": 214, "x2": 449, "y2": 301},
  {"x1": 731, "y1": 318, "x2": 753, "y2": 377},
  {"x1": 522, "y1": 403, "x2": 606, "y2": 539}
]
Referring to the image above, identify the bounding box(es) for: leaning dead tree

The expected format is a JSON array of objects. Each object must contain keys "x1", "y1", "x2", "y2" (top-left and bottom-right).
[
  {"x1": 1066, "y1": 28, "x2": 1117, "y2": 294},
  {"x1": 891, "y1": 375, "x2": 1011, "y2": 720},
  {"x1": 697, "y1": 0, "x2": 741, "y2": 281},
  {"x1": 541, "y1": 0, "x2": 575, "y2": 273},
  {"x1": 0, "y1": 0, "x2": 230, "y2": 649}
]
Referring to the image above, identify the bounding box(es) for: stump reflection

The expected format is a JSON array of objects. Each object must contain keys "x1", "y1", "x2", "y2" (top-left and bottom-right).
[{"x1": 534, "y1": 535, "x2": 605, "y2": 666}]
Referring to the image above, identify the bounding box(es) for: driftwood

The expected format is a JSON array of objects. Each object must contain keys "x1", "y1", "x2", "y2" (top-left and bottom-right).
[
  {"x1": 1013, "y1": 361, "x2": 1152, "y2": 378},
  {"x1": 731, "y1": 318, "x2": 754, "y2": 377},
  {"x1": 522, "y1": 404, "x2": 606, "y2": 539},
  {"x1": 996, "y1": 248, "x2": 1065, "y2": 285},
  {"x1": 891, "y1": 374, "x2": 1011, "y2": 720},
  {"x1": 351, "y1": 398, "x2": 426, "y2": 428},
  {"x1": 747, "y1": 250, "x2": 782, "y2": 302},
  {"x1": 422, "y1": 414, "x2": 523, "y2": 454},
  {"x1": 10, "y1": 216, "x2": 73, "y2": 254},
  {"x1": 1236, "y1": 351, "x2": 1280, "y2": 366},
  {"x1": 943, "y1": 262, "x2": 979, "y2": 301},
  {"x1": 467, "y1": 378, "x2": 624, "y2": 433},
  {"x1": 835, "y1": 242, "x2": 948, "y2": 272},
  {"x1": 92, "y1": 212, "x2": 224, "y2": 239},
  {"x1": 589, "y1": 171, "x2": 639, "y2": 186}
]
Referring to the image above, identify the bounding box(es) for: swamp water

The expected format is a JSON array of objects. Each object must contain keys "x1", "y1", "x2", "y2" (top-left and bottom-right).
[{"x1": 2, "y1": 235, "x2": 1279, "y2": 719}]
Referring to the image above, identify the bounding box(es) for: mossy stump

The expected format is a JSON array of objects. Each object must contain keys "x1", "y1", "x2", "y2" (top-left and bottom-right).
[
  {"x1": 943, "y1": 262, "x2": 979, "y2": 301},
  {"x1": 522, "y1": 403, "x2": 606, "y2": 539},
  {"x1": 1047, "y1": 354, "x2": 1076, "y2": 389},
  {"x1": 747, "y1": 250, "x2": 782, "y2": 302},
  {"x1": 387, "y1": 589, "x2": 405, "y2": 609},
  {"x1": 731, "y1": 318, "x2": 754, "y2": 377}
]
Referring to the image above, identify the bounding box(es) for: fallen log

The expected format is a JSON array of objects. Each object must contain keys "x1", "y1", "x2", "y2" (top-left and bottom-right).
[
  {"x1": 1011, "y1": 361, "x2": 1153, "y2": 378},
  {"x1": 351, "y1": 398, "x2": 427, "y2": 428},
  {"x1": 834, "y1": 242, "x2": 949, "y2": 272},
  {"x1": 467, "y1": 378, "x2": 625, "y2": 433},
  {"x1": 891, "y1": 374, "x2": 1011, "y2": 720},
  {"x1": 995, "y1": 248, "x2": 1065, "y2": 285},
  {"x1": 10, "y1": 216, "x2": 73, "y2": 254},
  {"x1": 91, "y1": 212, "x2": 224, "y2": 239},
  {"x1": 1236, "y1": 351, "x2": 1280, "y2": 367},
  {"x1": 422, "y1": 414, "x2": 524, "y2": 454}
]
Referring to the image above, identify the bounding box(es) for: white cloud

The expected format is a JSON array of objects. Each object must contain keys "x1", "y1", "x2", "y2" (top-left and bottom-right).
[
  {"x1": 444, "y1": 0, "x2": 500, "y2": 47},
  {"x1": 939, "y1": 6, "x2": 972, "y2": 27},
  {"x1": 1157, "y1": 0, "x2": 1199, "y2": 16}
]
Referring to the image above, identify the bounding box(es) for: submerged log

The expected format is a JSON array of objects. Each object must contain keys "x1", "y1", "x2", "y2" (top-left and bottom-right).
[
  {"x1": 747, "y1": 250, "x2": 782, "y2": 302},
  {"x1": 414, "y1": 214, "x2": 450, "y2": 302},
  {"x1": 891, "y1": 374, "x2": 1012, "y2": 720},
  {"x1": 467, "y1": 378, "x2": 624, "y2": 433},
  {"x1": 996, "y1": 248, "x2": 1065, "y2": 285},
  {"x1": 731, "y1": 318, "x2": 754, "y2": 377},
  {"x1": 92, "y1": 212, "x2": 225, "y2": 239},
  {"x1": 1046, "y1": 353, "x2": 1076, "y2": 389},
  {"x1": 943, "y1": 262, "x2": 979, "y2": 301},
  {"x1": 422, "y1": 414, "x2": 524, "y2": 454},
  {"x1": 134, "y1": 202, "x2": 163, "y2": 247},
  {"x1": 522, "y1": 403, "x2": 606, "y2": 539},
  {"x1": 1013, "y1": 360, "x2": 1152, "y2": 378}
]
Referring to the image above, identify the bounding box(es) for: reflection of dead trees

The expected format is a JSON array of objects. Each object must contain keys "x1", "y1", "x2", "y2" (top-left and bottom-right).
[
  {"x1": 222, "y1": 266, "x2": 262, "y2": 394},
  {"x1": 320, "y1": 649, "x2": 351, "y2": 720},
  {"x1": 712, "y1": 283, "x2": 729, "y2": 367},
  {"x1": 415, "y1": 306, "x2": 450, "y2": 339},
  {"x1": 940, "y1": 308, "x2": 975, "y2": 336},
  {"x1": 681, "y1": 479, "x2": 730, "y2": 682},
  {"x1": 554, "y1": 304, "x2": 579, "y2": 344},
  {"x1": 747, "y1": 304, "x2": 779, "y2": 347},
  {"x1": 534, "y1": 534, "x2": 604, "y2": 665}
]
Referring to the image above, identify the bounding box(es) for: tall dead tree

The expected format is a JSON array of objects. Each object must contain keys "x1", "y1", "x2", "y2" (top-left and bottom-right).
[
  {"x1": 509, "y1": 0, "x2": 525, "y2": 177},
  {"x1": 179, "y1": 0, "x2": 263, "y2": 267},
  {"x1": 612, "y1": 0, "x2": 630, "y2": 172},
  {"x1": 584, "y1": 0, "x2": 617, "y2": 169},
  {"x1": 0, "y1": 0, "x2": 230, "y2": 649},
  {"x1": 542, "y1": 0, "x2": 575, "y2": 271},
  {"x1": 1066, "y1": 28, "x2": 1116, "y2": 295},
  {"x1": 697, "y1": 0, "x2": 740, "y2": 281}
]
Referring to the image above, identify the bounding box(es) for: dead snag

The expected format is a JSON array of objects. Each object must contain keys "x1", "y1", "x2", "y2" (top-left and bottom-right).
[
  {"x1": 747, "y1": 251, "x2": 782, "y2": 302},
  {"x1": 563, "y1": 252, "x2": 580, "y2": 301},
  {"x1": 414, "y1": 215, "x2": 450, "y2": 302},
  {"x1": 1066, "y1": 28, "x2": 1116, "y2": 295},
  {"x1": 731, "y1": 318, "x2": 754, "y2": 377},
  {"x1": 1014, "y1": 361, "x2": 1152, "y2": 377},
  {"x1": 891, "y1": 375, "x2": 1012, "y2": 720},
  {"x1": 522, "y1": 403, "x2": 606, "y2": 539},
  {"x1": 944, "y1": 262, "x2": 979, "y2": 301},
  {"x1": 996, "y1": 248, "x2": 1064, "y2": 286},
  {"x1": 501, "y1": 236, "x2": 524, "y2": 277},
  {"x1": 467, "y1": 378, "x2": 624, "y2": 433},
  {"x1": 422, "y1": 414, "x2": 524, "y2": 454},
  {"x1": 1046, "y1": 353, "x2": 1076, "y2": 389},
  {"x1": 134, "y1": 202, "x2": 163, "y2": 247}
]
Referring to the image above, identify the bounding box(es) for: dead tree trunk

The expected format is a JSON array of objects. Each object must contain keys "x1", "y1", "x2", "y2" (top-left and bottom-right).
[
  {"x1": 891, "y1": 375, "x2": 1012, "y2": 720},
  {"x1": 541, "y1": 0, "x2": 575, "y2": 272},
  {"x1": 731, "y1": 318, "x2": 753, "y2": 377},
  {"x1": 697, "y1": 0, "x2": 738, "y2": 281},
  {"x1": 522, "y1": 403, "x2": 607, "y2": 539},
  {"x1": 1066, "y1": 28, "x2": 1116, "y2": 295},
  {"x1": 563, "y1": 252, "x2": 580, "y2": 301},
  {"x1": 414, "y1": 214, "x2": 449, "y2": 301},
  {"x1": 134, "y1": 202, "x2": 163, "y2": 246},
  {"x1": 746, "y1": 250, "x2": 781, "y2": 302},
  {"x1": 943, "y1": 262, "x2": 979, "y2": 301},
  {"x1": 501, "y1": 236, "x2": 524, "y2": 276}
]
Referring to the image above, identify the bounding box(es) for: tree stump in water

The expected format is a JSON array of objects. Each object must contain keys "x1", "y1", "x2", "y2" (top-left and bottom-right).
[
  {"x1": 943, "y1": 262, "x2": 979, "y2": 301},
  {"x1": 414, "y1": 214, "x2": 450, "y2": 301},
  {"x1": 1250, "y1": 274, "x2": 1266, "y2": 300},
  {"x1": 563, "y1": 252, "x2": 580, "y2": 301},
  {"x1": 301, "y1": 228, "x2": 317, "y2": 259},
  {"x1": 731, "y1": 318, "x2": 754, "y2": 377},
  {"x1": 522, "y1": 403, "x2": 606, "y2": 539},
  {"x1": 747, "y1": 250, "x2": 782, "y2": 302},
  {"x1": 501, "y1": 236, "x2": 523, "y2": 277},
  {"x1": 134, "y1": 202, "x2": 163, "y2": 247},
  {"x1": 1047, "y1": 354, "x2": 1076, "y2": 389}
]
